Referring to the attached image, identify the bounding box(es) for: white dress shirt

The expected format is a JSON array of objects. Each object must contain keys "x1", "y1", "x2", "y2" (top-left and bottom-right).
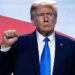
[
  {"x1": 1, "y1": 31, "x2": 56, "y2": 75},
  {"x1": 36, "y1": 31, "x2": 55, "y2": 75}
]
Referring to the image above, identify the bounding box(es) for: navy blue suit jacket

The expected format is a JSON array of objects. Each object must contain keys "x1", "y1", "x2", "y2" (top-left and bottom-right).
[{"x1": 0, "y1": 30, "x2": 75, "y2": 75}]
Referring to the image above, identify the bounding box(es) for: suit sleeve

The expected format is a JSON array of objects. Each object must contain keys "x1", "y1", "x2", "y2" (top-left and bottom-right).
[
  {"x1": 72, "y1": 41, "x2": 75, "y2": 75},
  {"x1": 0, "y1": 46, "x2": 16, "y2": 75}
]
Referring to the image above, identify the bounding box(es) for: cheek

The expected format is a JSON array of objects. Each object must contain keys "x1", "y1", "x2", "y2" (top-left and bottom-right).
[
  {"x1": 50, "y1": 18, "x2": 56, "y2": 25},
  {"x1": 36, "y1": 20, "x2": 43, "y2": 26}
]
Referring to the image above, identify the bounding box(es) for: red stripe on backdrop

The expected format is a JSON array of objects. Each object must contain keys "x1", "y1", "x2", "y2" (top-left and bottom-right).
[
  {"x1": 0, "y1": 16, "x2": 75, "y2": 44},
  {"x1": 0, "y1": 15, "x2": 35, "y2": 44},
  {"x1": 56, "y1": 31, "x2": 75, "y2": 41}
]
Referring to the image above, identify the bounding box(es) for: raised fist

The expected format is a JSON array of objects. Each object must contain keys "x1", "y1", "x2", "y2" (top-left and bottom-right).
[{"x1": 2, "y1": 30, "x2": 19, "y2": 49}]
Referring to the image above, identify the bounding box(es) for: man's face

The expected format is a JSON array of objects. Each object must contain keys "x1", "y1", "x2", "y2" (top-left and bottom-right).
[{"x1": 31, "y1": 6, "x2": 57, "y2": 36}]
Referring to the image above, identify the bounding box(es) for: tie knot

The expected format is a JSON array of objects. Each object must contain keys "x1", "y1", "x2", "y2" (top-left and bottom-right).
[{"x1": 44, "y1": 37, "x2": 50, "y2": 42}]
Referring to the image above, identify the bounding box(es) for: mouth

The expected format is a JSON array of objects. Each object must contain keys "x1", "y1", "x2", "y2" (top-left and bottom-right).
[{"x1": 44, "y1": 24, "x2": 50, "y2": 27}]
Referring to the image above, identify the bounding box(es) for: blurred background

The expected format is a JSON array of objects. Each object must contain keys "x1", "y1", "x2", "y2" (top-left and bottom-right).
[{"x1": 0, "y1": 0, "x2": 75, "y2": 44}]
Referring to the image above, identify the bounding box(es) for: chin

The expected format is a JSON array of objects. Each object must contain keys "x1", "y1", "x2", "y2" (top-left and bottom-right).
[{"x1": 45, "y1": 30, "x2": 54, "y2": 33}]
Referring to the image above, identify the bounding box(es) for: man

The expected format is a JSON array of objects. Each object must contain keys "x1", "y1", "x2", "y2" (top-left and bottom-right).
[{"x1": 0, "y1": 0, "x2": 75, "y2": 75}]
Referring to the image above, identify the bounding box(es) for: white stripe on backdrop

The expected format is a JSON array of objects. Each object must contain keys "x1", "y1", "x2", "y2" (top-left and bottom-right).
[{"x1": 0, "y1": 0, "x2": 75, "y2": 38}]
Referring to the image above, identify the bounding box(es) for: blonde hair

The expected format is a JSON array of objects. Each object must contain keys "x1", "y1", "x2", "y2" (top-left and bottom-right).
[{"x1": 30, "y1": 0, "x2": 57, "y2": 19}]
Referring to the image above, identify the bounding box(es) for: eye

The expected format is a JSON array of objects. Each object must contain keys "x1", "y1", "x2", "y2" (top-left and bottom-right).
[
  {"x1": 37, "y1": 13, "x2": 44, "y2": 17},
  {"x1": 47, "y1": 13, "x2": 53, "y2": 16}
]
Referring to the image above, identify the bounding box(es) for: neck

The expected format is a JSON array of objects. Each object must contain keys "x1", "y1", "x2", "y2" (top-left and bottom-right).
[{"x1": 37, "y1": 30, "x2": 54, "y2": 37}]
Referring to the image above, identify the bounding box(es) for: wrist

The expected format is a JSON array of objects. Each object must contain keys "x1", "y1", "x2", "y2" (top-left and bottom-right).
[{"x1": 1, "y1": 43, "x2": 11, "y2": 49}]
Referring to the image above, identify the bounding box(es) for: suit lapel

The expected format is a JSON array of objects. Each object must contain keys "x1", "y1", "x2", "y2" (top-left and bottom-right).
[
  {"x1": 28, "y1": 31, "x2": 40, "y2": 75},
  {"x1": 53, "y1": 33, "x2": 65, "y2": 75},
  {"x1": 29, "y1": 31, "x2": 66, "y2": 75}
]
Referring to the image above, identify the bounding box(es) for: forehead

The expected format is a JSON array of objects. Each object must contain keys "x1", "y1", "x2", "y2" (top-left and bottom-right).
[{"x1": 35, "y1": 6, "x2": 55, "y2": 13}]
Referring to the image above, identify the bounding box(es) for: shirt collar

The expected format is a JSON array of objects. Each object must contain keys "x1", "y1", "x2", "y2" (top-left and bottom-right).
[{"x1": 36, "y1": 30, "x2": 55, "y2": 43}]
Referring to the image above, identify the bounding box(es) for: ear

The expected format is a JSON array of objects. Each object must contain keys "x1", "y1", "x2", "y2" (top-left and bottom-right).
[
  {"x1": 54, "y1": 16, "x2": 57, "y2": 25},
  {"x1": 30, "y1": 18, "x2": 35, "y2": 26}
]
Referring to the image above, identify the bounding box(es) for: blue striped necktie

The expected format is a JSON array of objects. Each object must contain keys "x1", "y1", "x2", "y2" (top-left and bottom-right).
[{"x1": 40, "y1": 37, "x2": 51, "y2": 75}]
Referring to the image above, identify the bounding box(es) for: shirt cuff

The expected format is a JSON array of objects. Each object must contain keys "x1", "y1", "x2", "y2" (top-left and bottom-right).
[{"x1": 0, "y1": 46, "x2": 11, "y2": 52}]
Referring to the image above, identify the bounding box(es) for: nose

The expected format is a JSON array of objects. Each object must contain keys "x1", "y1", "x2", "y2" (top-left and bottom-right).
[{"x1": 44, "y1": 14, "x2": 48, "y2": 22}]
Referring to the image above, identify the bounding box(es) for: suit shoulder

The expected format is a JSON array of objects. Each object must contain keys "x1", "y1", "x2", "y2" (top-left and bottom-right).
[
  {"x1": 56, "y1": 32, "x2": 75, "y2": 43},
  {"x1": 14, "y1": 31, "x2": 36, "y2": 45},
  {"x1": 19, "y1": 33, "x2": 33, "y2": 38}
]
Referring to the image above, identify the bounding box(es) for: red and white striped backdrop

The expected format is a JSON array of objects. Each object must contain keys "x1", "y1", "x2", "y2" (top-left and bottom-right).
[{"x1": 0, "y1": 0, "x2": 75, "y2": 44}]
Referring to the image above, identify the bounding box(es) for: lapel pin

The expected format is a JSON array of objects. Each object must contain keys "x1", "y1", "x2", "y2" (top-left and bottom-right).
[{"x1": 60, "y1": 43, "x2": 63, "y2": 46}]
